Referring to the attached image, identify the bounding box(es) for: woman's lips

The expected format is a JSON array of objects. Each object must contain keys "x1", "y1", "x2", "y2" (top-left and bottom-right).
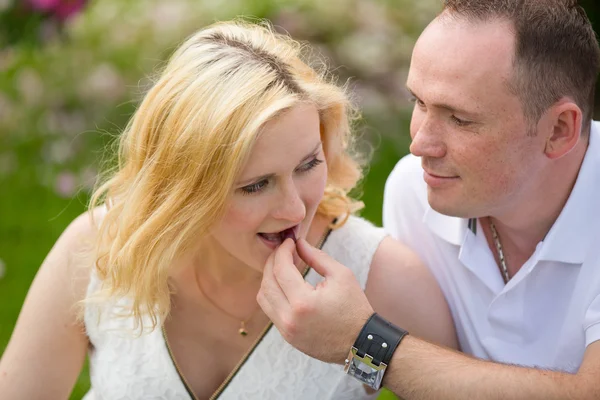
[
  {"x1": 257, "y1": 227, "x2": 298, "y2": 249},
  {"x1": 281, "y1": 228, "x2": 297, "y2": 242}
]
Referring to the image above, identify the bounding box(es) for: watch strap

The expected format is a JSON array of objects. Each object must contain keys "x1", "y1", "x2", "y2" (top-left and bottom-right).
[{"x1": 353, "y1": 313, "x2": 408, "y2": 366}]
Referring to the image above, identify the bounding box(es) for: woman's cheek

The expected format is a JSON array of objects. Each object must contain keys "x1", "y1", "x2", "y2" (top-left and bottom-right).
[
  {"x1": 219, "y1": 197, "x2": 266, "y2": 233},
  {"x1": 305, "y1": 168, "x2": 328, "y2": 209}
]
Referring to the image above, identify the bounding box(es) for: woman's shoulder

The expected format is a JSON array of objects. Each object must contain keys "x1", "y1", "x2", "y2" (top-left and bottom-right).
[
  {"x1": 364, "y1": 234, "x2": 459, "y2": 349},
  {"x1": 322, "y1": 214, "x2": 427, "y2": 288},
  {"x1": 320, "y1": 215, "x2": 387, "y2": 288},
  {"x1": 46, "y1": 206, "x2": 106, "y2": 304},
  {"x1": 59, "y1": 206, "x2": 105, "y2": 271},
  {"x1": 63, "y1": 206, "x2": 105, "y2": 246},
  {"x1": 330, "y1": 214, "x2": 385, "y2": 240},
  {"x1": 332, "y1": 215, "x2": 418, "y2": 265}
]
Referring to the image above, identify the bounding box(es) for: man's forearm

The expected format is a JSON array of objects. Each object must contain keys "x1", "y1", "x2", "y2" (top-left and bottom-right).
[{"x1": 384, "y1": 336, "x2": 581, "y2": 400}]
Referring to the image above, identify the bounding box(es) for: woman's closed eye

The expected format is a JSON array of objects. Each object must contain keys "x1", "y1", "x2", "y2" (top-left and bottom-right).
[
  {"x1": 241, "y1": 180, "x2": 269, "y2": 195},
  {"x1": 296, "y1": 157, "x2": 323, "y2": 173},
  {"x1": 239, "y1": 157, "x2": 324, "y2": 195}
]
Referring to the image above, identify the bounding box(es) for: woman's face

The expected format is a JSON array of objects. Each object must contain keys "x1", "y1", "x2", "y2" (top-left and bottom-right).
[{"x1": 210, "y1": 103, "x2": 328, "y2": 272}]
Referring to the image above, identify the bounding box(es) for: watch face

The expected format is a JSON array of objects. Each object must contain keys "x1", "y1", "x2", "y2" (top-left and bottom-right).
[{"x1": 345, "y1": 356, "x2": 386, "y2": 390}]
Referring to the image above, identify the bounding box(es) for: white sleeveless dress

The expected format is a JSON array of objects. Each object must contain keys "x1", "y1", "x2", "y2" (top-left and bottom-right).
[{"x1": 83, "y1": 215, "x2": 387, "y2": 400}]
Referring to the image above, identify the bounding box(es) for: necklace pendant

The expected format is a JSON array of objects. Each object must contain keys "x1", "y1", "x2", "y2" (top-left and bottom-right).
[{"x1": 239, "y1": 322, "x2": 248, "y2": 336}]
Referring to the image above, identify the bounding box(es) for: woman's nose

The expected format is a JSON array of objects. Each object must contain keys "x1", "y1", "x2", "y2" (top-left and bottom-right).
[{"x1": 272, "y1": 182, "x2": 306, "y2": 224}]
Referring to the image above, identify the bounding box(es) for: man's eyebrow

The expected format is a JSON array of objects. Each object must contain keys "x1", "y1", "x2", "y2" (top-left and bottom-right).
[
  {"x1": 236, "y1": 141, "x2": 323, "y2": 186},
  {"x1": 406, "y1": 86, "x2": 481, "y2": 119}
]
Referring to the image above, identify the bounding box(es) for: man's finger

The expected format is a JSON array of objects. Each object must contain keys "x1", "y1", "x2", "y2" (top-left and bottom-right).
[
  {"x1": 296, "y1": 238, "x2": 339, "y2": 278},
  {"x1": 272, "y1": 238, "x2": 309, "y2": 303},
  {"x1": 259, "y1": 246, "x2": 292, "y2": 322}
]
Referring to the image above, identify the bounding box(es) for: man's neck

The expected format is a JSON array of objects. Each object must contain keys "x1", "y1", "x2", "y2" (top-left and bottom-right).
[{"x1": 484, "y1": 138, "x2": 589, "y2": 272}]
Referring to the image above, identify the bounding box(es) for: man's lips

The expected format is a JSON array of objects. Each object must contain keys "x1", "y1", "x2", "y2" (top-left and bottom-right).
[
  {"x1": 423, "y1": 169, "x2": 459, "y2": 187},
  {"x1": 426, "y1": 171, "x2": 457, "y2": 179}
]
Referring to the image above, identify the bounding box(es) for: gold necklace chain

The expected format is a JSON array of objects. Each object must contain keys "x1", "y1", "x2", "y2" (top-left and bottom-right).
[
  {"x1": 196, "y1": 277, "x2": 258, "y2": 336},
  {"x1": 489, "y1": 219, "x2": 510, "y2": 284},
  {"x1": 197, "y1": 225, "x2": 332, "y2": 336},
  {"x1": 164, "y1": 222, "x2": 334, "y2": 400}
]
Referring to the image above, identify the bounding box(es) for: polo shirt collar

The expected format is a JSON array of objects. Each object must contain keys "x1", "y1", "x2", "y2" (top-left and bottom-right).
[
  {"x1": 422, "y1": 121, "x2": 600, "y2": 265},
  {"x1": 422, "y1": 207, "x2": 469, "y2": 246}
]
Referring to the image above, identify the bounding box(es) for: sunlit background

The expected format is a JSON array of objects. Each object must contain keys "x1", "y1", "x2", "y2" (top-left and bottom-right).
[{"x1": 1, "y1": 1, "x2": 598, "y2": 398}]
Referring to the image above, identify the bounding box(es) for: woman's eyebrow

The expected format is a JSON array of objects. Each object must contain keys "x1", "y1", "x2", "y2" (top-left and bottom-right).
[{"x1": 236, "y1": 141, "x2": 323, "y2": 186}]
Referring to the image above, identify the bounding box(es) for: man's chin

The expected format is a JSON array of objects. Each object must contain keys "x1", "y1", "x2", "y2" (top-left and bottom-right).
[{"x1": 427, "y1": 192, "x2": 474, "y2": 219}]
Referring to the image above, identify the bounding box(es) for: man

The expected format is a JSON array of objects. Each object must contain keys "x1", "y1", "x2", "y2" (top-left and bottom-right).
[{"x1": 257, "y1": 1, "x2": 600, "y2": 398}]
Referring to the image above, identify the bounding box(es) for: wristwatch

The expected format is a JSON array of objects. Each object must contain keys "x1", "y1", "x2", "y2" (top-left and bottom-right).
[{"x1": 344, "y1": 313, "x2": 408, "y2": 390}]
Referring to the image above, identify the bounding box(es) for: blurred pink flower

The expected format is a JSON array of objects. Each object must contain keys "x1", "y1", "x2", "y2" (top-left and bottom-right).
[
  {"x1": 54, "y1": 171, "x2": 77, "y2": 198},
  {"x1": 272, "y1": 9, "x2": 309, "y2": 37},
  {"x1": 79, "y1": 63, "x2": 125, "y2": 103},
  {"x1": 27, "y1": 0, "x2": 58, "y2": 10},
  {"x1": 26, "y1": 0, "x2": 87, "y2": 21}
]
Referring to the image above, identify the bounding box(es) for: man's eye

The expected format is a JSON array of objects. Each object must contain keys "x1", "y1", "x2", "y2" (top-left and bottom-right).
[
  {"x1": 451, "y1": 115, "x2": 472, "y2": 127},
  {"x1": 241, "y1": 180, "x2": 268, "y2": 195},
  {"x1": 410, "y1": 97, "x2": 425, "y2": 107}
]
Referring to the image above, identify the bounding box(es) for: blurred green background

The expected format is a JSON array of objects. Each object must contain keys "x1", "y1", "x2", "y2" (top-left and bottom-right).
[{"x1": 0, "y1": 1, "x2": 598, "y2": 399}]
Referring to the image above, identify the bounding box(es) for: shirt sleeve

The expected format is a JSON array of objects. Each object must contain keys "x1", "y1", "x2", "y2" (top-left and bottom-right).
[
  {"x1": 585, "y1": 294, "x2": 600, "y2": 347},
  {"x1": 382, "y1": 154, "x2": 425, "y2": 244},
  {"x1": 382, "y1": 161, "x2": 403, "y2": 238}
]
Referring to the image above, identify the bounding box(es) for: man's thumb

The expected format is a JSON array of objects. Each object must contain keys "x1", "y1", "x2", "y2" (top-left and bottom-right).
[{"x1": 296, "y1": 238, "x2": 337, "y2": 277}]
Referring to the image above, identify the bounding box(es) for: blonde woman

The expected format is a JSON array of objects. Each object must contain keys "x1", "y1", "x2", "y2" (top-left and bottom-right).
[{"x1": 0, "y1": 21, "x2": 457, "y2": 399}]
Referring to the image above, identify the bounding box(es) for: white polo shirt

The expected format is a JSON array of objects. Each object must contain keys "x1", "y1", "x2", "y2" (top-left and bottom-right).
[{"x1": 382, "y1": 121, "x2": 600, "y2": 373}]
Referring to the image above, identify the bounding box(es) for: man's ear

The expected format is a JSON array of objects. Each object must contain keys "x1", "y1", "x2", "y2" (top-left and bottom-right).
[{"x1": 543, "y1": 98, "x2": 582, "y2": 160}]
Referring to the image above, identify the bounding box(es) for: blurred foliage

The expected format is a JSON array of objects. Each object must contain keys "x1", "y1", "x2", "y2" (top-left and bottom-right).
[
  {"x1": 0, "y1": 1, "x2": 598, "y2": 399},
  {"x1": 580, "y1": 0, "x2": 600, "y2": 118}
]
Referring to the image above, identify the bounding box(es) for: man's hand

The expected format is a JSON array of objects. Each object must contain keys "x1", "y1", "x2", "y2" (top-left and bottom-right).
[{"x1": 257, "y1": 238, "x2": 373, "y2": 364}]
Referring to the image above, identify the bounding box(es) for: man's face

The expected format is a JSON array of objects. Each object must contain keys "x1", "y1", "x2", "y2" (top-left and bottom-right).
[{"x1": 406, "y1": 16, "x2": 548, "y2": 218}]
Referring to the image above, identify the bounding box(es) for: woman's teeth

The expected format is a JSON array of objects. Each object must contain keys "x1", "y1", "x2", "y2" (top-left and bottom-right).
[
  {"x1": 259, "y1": 228, "x2": 297, "y2": 243},
  {"x1": 260, "y1": 232, "x2": 281, "y2": 242}
]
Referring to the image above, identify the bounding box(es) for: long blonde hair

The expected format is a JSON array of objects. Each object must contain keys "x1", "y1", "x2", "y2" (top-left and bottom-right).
[{"x1": 89, "y1": 20, "x2": 365, "y2": 331}]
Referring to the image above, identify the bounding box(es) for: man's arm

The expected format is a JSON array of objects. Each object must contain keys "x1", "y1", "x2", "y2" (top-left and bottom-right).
[
  {"x1": 257, "y1": 239, "x2": 600, "y2": 400},
  {"x1": 365, "y1": 236, "x2": 458, "y2": 350},
  {"x1": 384, "y1": 336, "x2": 600, "y2": 400}
]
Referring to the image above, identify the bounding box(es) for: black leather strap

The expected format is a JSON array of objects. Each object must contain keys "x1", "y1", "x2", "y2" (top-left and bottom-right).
[{"x1": 353, "y1": 313, "x2": 408, "y2": 366}]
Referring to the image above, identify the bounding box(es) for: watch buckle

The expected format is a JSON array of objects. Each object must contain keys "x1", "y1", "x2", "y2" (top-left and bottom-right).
[{"x1": 344, "y1": 347, "x2": 387, "y2": 390}]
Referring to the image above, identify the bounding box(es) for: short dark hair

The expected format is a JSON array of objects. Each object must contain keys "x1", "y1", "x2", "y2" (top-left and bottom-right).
[{"x1": 442, "y1": 0, "x2": 600, "y2": 134}]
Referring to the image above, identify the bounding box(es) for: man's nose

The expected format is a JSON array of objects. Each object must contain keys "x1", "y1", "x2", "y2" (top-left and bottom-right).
[{"x1": 409, "y1": 117, "x2": 447, "y2": 159}]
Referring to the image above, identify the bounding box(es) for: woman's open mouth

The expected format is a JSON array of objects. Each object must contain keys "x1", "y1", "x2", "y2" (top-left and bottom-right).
[{"x1": 258, "y1": 226, "x2": 298, "y2": 249}]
